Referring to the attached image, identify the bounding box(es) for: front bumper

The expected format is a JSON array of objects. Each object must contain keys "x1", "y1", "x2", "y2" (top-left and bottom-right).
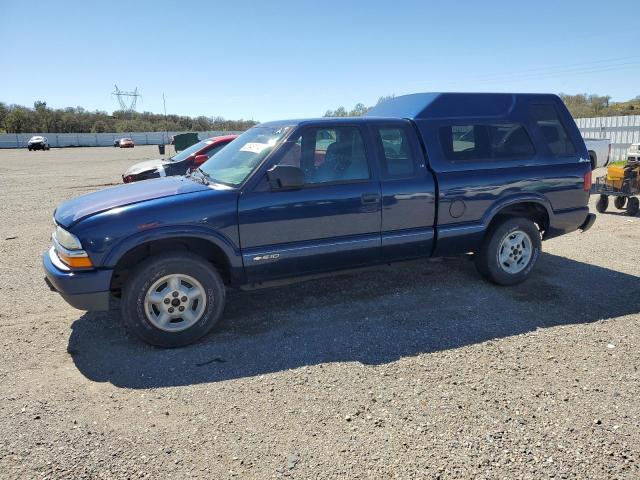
[{"x1": 43, "y1": 247, "x2": 113, "y2": 311}]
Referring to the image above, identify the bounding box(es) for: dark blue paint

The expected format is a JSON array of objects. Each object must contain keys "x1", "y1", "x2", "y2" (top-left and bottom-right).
[
  {"x1": 55, "y1": 176, "x2": 210, "y2": 227},
  {"x1": 43, "y1": 93, "x2": 593, "y2": 311}
]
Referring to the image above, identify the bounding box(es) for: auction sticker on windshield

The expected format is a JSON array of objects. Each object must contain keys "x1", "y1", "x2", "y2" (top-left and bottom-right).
[{"x1": 240, "y1": 143, "x2": 270, "y2": 154}]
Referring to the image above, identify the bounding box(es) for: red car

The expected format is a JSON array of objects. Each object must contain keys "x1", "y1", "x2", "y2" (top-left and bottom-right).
[
  {"x1": 119, "y1": 138, "x2": 135, "y2": 148},
  {"x1": 122, "y1": 135, "x2": 238, "y2": 183}
]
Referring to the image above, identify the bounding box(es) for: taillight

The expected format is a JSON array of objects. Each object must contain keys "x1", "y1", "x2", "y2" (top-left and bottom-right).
[{"x1": 584, "y1": 170, "x2": 592, "y2": 191}]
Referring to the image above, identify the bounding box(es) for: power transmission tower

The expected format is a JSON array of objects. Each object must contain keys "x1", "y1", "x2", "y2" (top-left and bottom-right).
[{"x1": 112, "y1": 85, "x2": 141, "y2": 113}]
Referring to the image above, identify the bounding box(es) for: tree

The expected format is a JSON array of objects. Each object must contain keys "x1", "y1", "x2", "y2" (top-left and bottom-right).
[
  {"x1": 91, "y1": 120, "x2": 108, "y2": 133},
  {"x1": 323, "y1": 95, "x2": 395, "y2": 117},
  {"x1": 0, "y1": 100, "x2": 258, "y2": 133},
  {"x1": 33, "y1": 100, "x2": 52, "y2": 132},
  {"x1": 350, "y1": 103, "x2": 367, "y2": 116},
  {"x1": 324, "y1": 106, "x2": 348, "y2": 117},
  {"x1": 0, "y1": 102, "x2": 8, "y2": 132},
  {"x1": 5, "y1": 106, "x2": 34, "y2": 133}
]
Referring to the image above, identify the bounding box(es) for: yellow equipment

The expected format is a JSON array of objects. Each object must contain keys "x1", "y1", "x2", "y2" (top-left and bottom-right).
[
  {"x1": 593, "y1": 161, "x2": 640, "y2": 216},
  {"x1": 606, "y1": 165, "x2": 625, "y2": 190}
]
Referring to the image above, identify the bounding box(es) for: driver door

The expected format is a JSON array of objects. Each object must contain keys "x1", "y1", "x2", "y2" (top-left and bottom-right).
[{"x1": 238, "y1": 124, "x2": 382, "y2": 282}]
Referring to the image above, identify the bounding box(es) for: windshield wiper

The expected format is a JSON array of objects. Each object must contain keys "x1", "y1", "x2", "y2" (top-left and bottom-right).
[
  {"x1": 187, "y1": 167, "x2": 210, "y2": 185},
  {"x1": 197, "y1": 168, "x2": 213, "y2": 183}
]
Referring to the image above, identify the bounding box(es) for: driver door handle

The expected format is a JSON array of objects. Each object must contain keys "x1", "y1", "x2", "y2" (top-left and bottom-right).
[{"x1": 361, "y1": 193, "x2": 380, "y2": 205}]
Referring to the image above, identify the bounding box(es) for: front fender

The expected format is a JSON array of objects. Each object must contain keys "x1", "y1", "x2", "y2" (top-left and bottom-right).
[{"x1": 102, "y1": 225, "x2": 244, "y2": 274}]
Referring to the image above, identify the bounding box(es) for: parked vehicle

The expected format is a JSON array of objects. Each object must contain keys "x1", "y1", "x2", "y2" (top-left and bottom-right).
[
  {"x1": 627, "y1": 143, "x2": 640, "y2": 163},
  {"x1": 122, "y1": 135, "x2": 238, "y2": 183},
  {"x1": 43, "y1": 93, "x2": 595, "y2": 347},
  {"x1": 584, "y1": 138, "x2": 611, "y2": 169},
  {"x1": 27, "y1": 136, "x2": 50, "y2": 151},
  {"x1": 119, "y1": 138, "x2": 134, "y2": 148}
]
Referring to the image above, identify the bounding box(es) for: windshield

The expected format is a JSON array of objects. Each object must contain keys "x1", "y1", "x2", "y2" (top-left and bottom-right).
[
  {"x1": 170, "y1": 139, "x2": 212, "y2": 162},
  {"x1": 199, "y1": 125, "x2": 292, "y2": 186}
]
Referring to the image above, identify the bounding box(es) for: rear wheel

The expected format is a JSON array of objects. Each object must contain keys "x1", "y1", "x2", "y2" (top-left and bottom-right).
[
  {"x1": 614, "y1": 196, "x2": 627, "y2": 209},
  {"x1": 121, "y1": 253, "x2": 226, "y2": 347},
  {"x1": 595, "y1": 194, "x2": 609, "y2": 213},
  {"x1": 589, "y1": 152, "x2": 597, "y2": 170},
  {"x1": 627, "y1": 197, "x2": 639, "y2": 216},
  {"x1": 475, "y1": 217, "x2": 541, "y2": 286}
]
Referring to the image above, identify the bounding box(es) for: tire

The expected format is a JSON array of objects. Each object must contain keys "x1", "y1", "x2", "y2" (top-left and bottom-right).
[
  {"x1": 627, "y1": 197, "x2": 639, "y2": 216},
  {"x1": 28, "y1": 146, "x2": 31, "y2": 151},
  {"x1": 121, "y1": 252, "x2": 226, "y2": 347},
  {"x1": 614, "y1": 196, "x2": 627, "y2": 209},
  {"x1": 475, "y1": 217, "x2": 542, "y2": 286},
  {"x1": 595, "y1": 195, "x2": 608, "y2": 213},
  {"x1": 589, "y1": 152, "x2": 597, "y2": 170}
]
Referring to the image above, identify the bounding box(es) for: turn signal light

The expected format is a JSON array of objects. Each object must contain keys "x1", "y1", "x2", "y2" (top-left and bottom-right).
[{"x1": 57, "y1": 251, "x2": 93, "y2": 269}]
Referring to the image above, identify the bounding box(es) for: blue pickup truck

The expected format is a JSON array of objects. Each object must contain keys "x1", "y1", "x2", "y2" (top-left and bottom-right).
[{"x1": 44, "y1": 93, "x2": 595, "y2": 347}]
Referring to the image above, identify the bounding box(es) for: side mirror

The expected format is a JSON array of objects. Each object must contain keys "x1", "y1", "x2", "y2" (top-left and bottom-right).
[
  {"x1": 193, "y1": 154, "x2": 209, "y2": 166},
  {"x1": 266, "y1": 165, "x2": 304, "y2": 190}
]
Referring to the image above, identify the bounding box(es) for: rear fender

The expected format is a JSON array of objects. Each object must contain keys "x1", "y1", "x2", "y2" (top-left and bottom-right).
[
  {"x1": 434, "y1": 194, "x2": 553, "y2": 256},
  {"x1": 481, "y1": 194, "x2": 553, "y2": 229}
]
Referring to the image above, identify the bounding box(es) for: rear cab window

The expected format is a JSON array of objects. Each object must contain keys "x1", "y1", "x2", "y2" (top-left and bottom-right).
[
  {"x1": 439, "y1": 123, "x2": 535, "y2": 162},
  {"x1": 530, "y1": 104, "x2": 577, "y2": 157},
  {"x1": 374, "y1": 126, "x2": 419, "y2": 178}
]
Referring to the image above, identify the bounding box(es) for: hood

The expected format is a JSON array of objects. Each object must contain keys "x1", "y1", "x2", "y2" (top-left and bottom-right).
[
  {"x1": 55, "y1": 176, "x2": 209, "y2": 227},
  {"x1": 123, "y1": 158, "x2": 173, "y2": 176}
]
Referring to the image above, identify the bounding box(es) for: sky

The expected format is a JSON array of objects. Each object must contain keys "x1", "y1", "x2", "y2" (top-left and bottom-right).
[{"x1": 1, "y1": 0, "x2": 640, "y2": 121}]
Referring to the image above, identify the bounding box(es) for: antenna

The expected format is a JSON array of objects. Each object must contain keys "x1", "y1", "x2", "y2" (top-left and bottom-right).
[{"x1": 112, "y1": 85, "x2": 141, "y2": 112}]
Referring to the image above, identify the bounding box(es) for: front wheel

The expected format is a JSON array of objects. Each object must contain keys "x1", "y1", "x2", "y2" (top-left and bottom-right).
[
  {"x1": 627, "y1": 197, "x2": 639, "y2": 216},
  {"x1": 121, "y1": 253, "x2": 226, "y2": 347},
  {"x1": 475, "y1": 217, "x2": 542, "y2": 286}
]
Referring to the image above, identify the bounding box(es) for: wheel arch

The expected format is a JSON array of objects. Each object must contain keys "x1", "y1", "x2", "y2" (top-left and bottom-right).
[
  {"x1": 106, "y1": 230, "x2": 243, "y2": 295},
  {"x1": 483, "y1": 196, "x2": 552, "y2": 237}
]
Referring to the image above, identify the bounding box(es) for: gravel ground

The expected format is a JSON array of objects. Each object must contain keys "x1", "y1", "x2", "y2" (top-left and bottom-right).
[{"x1": 0, "y1": 146, "x2": 639, "y2": 479}]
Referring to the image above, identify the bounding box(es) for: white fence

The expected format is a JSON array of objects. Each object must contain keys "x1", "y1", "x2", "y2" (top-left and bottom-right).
[
  {"x1": 575, "y1": 115, "x2": 640, "y2": 162},
  {"x1": 0, "y1": 131, "x2": 242, "y2": 149}
]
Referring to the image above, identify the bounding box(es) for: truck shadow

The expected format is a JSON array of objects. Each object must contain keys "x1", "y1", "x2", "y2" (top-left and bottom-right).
[{"x1": 67, "y1": 252, "x2": 640, "y2": 389}]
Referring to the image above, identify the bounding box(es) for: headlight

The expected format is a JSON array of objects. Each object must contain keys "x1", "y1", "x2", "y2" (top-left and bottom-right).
[
  {"x1": 52, "y1": 226, "x2": 93, "y2": 269},
  {"x1": 54, "y1": 225, "x2": 82, "y2": 250}
]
